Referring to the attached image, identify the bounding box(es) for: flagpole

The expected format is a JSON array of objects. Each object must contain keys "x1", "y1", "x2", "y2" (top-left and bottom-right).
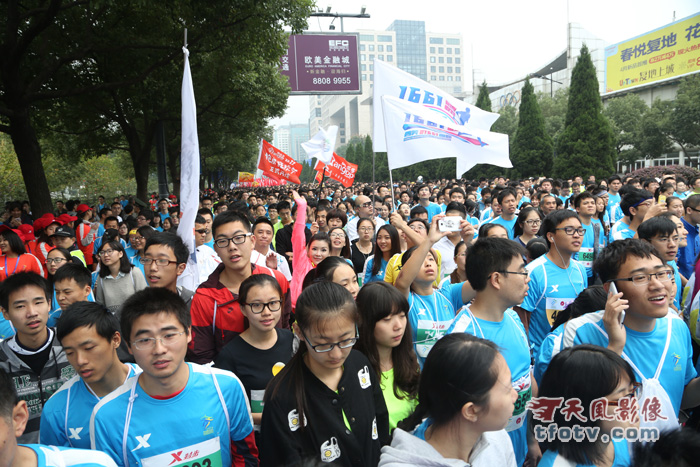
[
  {"x1": 319, "y1": 166, "x2": 326, "y2": 191},
  {"x1": 389, "y1": 169, "x2": 396, "y2": 212}
]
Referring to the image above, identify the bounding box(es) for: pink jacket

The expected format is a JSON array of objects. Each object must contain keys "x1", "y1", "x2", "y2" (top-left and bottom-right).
[{"x1": 291, "y1": 196, "x2": 313, "y2": 308}]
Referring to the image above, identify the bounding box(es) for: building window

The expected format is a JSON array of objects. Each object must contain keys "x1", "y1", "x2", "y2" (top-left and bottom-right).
[
  {"x1": 438, "y1": 57, "x2": 444, "y2": 63},
  {"x1": 431, "y1": 75, "x2": 437, "y2": 80},
  {"x1": 447, "y1": 57, "x2": 452, "y2": 64},
  {"x1": 378, "y1": 45, "x2": 383, "y2": 52},
  {"x1": 456, "y1": 76, "x2": 461, "y2": 81},
  {"x1": 456, "y1": 58, "x2": 461, "y2": 64},
  {"x1": 439, "y1": 66, "x2": 444, "y2": 73},
  {"x1": 369, "y1": 54, "x2": 374, "y2": 61},
  {"x1": 455, "y1": 48, "x2": 460, "y2": 54},
  {"x1": 431, "y1": 66, "x2": 436, "y2": 72},
  {"x1": 369, "y1": 64, "x2": 373, "y2": 71},
  {"x1": 370, "y1": 73, "x2": 373, "y2": 81},
  {"x1": 360, "y1": 34, "x2": 375, "y2": 41},
  {"x1": 439, "y1": 76, "x2": 445, "y2": 81},
  {"x1": 438, "y1": 47, "x2": 444, "y2": 54},
  {"x1": 447, "y1": 38, "x2": 460, "y2": 45},
  {"x1": 430, "y1": 56, "x2": 436, "y2": 63},
  {"x1": 362, "y1": 74, "x2": 367, "y2": 80},
  {"x1": 361, "y1": 54, "x2": 366, "y2": 61},
  {"x1": 447, "y1": 47, "x2": 452, "y2": 54},
  {"x1": 377, "y1": 35, "x2": 392, "y2": 42},
  {"x1": 430, "y1": 47, "x2": 435, "y2": 53},
  {"x1": 387, "y1": 45, "x2": 393, "y2": 52},
  {"x1": 456, "y1": 67, "x2": 461, "y2": 73},
  {"x1": 361, "y1": 64, "x2": 366, "y2": 71},
  {"x1": 369, "y1": 44, "x2": 374, "y2": 51},
  {"x1": 360, "y1": 44, "x2": 365, "y2": 51},
  {"x1": 429, "y1": 37, "x2": 444, "y2": 44},
  {"x1": 447, "y1": 66, "x2": 452, "y2": 73},
  {"x1": 448, "y1": 76, "x2": 453, "y2": 81},
  {"x1": 387, "y1": 55, "x2": 393, "y2": 61},
  {"x1": 378, "y1": 54, "x2": 384, "y2": 60}
]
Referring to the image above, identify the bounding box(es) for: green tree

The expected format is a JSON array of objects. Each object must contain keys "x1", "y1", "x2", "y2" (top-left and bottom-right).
[
  {"x1": 671, "y1": 74, "x2": 700, "y2": 150},
  {"x1": 553, "y1": 45, "x2": 615, "y2": 179},
  {"x1": 603, "y1": 93, "x2": 648, "y2": 166},
  {"x1": 510, "y1": 79, "x2": 553, "y2": 178},
  {"x1": 538, "y1": 88, "x2": 569, "y2": 143},
  {"x1": 639, "y1": 99, "x2": 675, "y2": 160},
  {"x1": 476, "y1": 81, "x2": 492, "y2": 112}
]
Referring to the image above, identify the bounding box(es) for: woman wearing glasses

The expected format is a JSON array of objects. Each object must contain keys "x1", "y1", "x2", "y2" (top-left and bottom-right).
[
  {"x1": 261, "y1": 281, "x2": 389, "y2": 466},
  {"x1": 94, "y1": 241, "x2": 147, "y2": 314},
  {"x1": 514, "y1": 207, "x2": 543, "y2": 249},
  {"x1": 328, "y1": 227, "x2": 352, "y2": 262},
  {"x1": 128, "y1": 225, "x2": 156, "y2": 276},
  {"x1": 214, "y1": 275, "x2": 293, "y2": 445},
  {"x1": 351, "y1": 218, "x2": 375, "y2": 276},
  {"x1": 536, "y1": 345, "x2": 636, "y2": 467}
]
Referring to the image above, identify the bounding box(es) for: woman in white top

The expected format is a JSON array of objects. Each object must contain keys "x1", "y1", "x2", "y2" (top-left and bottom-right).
[
  {"x1": 379, "y1": 333, "x2": 517, "y2": 467},
  {"x1": 94, "y1": 240, "x2": 147, "y2": 314}
]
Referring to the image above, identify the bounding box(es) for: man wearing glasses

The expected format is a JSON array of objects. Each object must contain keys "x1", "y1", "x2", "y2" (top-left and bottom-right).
[
  {"x1": 193, "y1": 215, "x2": 221, "y2": 286},
  {"x1": 678, "y1": 194, "x2": 700, "y2": 278},
  {"x1": 447, "y1": 237, "x2": 537, "y2": 467},
  {"x1": 91, "y1": 288, "x2": 258, "y2": 466},
  {"x1": 610, "y1": 189, "x2": 655, "y2": 242},
  {"x1": 518, "y1": 210, "x2": 588, "y2": 356},
  {"x1": 346, "y1": 195, "x2": 384, "y2": 242},
  {"x1": 561, "y1": 239, "x2": 700, "y2": 431},
  {"x1": 188, "y1": 211, "x2": 290, "y2": 364},
  {"x1": 141, "y1": 233, "x2": 194, "y2": 308}
]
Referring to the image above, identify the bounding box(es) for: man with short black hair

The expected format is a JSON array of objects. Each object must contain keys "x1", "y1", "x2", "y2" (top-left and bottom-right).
[
  {"x1": 251, "y1": 217, "x2": 291, "y2": 281},
  {"x1": 40, "y1": 302, "x2": 138, "y2": 448},
  {"x1": 573, "y1": 192, "x2": 606, "y2": 281},
  {"x1": 0, "y1": 273, "x2": 75, "y2": 443},
  {"x1": 679, "y1": 194, "x2": 700, "y2": 278},
  {"x1": 143, "y1": 233, "x2": 194, "y2": 307},
  {"x1": 487, "y1": 188, "x2": 518, "y2": 239},
  {"x1": 193, "y1": 215, "x2": 221, "y2": 286},
  {"x1": 53, "y1": 264, "x2": 93, "y2": 313}
]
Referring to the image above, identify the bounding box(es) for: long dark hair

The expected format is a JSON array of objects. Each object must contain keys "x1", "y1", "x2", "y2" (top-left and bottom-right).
[
  {"x1": 265, "y1": 282, "x2": 358, "y2": 429},
  {"x1": 538, "y1": 345, "x2": 636, "y2": 465},
  {"x1": 0, "y1": 230, "x2": 26, "y2": 255},
  {"x1": 372, "y1": 224, "x2": 400, "y2": 276},
  {"x1": 398, "y1": 333, "x2": 501, "y2": 432},
  {"x1": 449, "y1": 241, "x2": 466, "y2": 284},
  {"x1": 513, "y1": 207, "x2": 542, "y2": 238},
  {"x1": 97, "y1": 241, "x2": 132, "y2": 277},
  {"x1": 302, "y1": 256, "x2": 355, "y2": 290},
  {"x1": 355, "y1": 282, "x2": 419, "y2": 400},
  {"x1": 329, "y1": 227, "x2": 351, "y2": 259}
]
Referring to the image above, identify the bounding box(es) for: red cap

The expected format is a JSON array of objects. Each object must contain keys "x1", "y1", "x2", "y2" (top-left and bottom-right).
[
  {"x1": 17, "y1": 224, "x2": 35, "y2": 242},
  {"x1": 0, "y1": 225, "x2": 25, "y2": 239},
  {"x1": 76, "y1": 204, "x2": 91, "y2": 214},
  {"x1": 57, "y1": 213, "x2": 78, "y2": 225}
]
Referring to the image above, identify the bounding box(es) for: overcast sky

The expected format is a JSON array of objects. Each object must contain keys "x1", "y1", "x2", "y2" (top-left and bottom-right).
[{"x1": 270, "y1": 0, "x2": 699, "y2": 127}]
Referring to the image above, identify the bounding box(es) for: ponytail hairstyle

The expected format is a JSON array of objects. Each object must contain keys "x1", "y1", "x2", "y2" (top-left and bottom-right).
[
  {"x1": 265, "y1": 281, "x2": 358, "y2": 429},
  {"x1": 398, "y1": 333, "x2": 500, "y2": 432},
  {"x1": 355, "y1": 282, "x2": 419, "y2": 400},
  {"x1": 238, "y1": 274, "x2": 283, "y2": 309},
  {"x1": 372, "y1": 224, "x2": 401, "y2": 276}
]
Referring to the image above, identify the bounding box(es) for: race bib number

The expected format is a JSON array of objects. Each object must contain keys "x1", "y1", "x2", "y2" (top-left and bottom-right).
[
  {"x1": 545, "y1": 298, "x2": 575, "y2": 325},
  {"x1": 141, "y1": 437, "x2": 222, "y2": 467},
  {"x1": 415, "y1": 319, "x2": 451, "y2": 358},
  {"x1": 506, "y1": 372, "x2": 532, "y2": 432},
  {"x1": 578, "y1": 247, "x2": 594, "y2": 268}
]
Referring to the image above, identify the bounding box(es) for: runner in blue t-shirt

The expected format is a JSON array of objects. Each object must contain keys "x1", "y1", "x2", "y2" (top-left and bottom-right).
[
  {"x1": 573, "y1": 192, "x2": 606, "y2": 279},
  {"x1": 637, "y1": 216, "x2": 682, "y2": 310},
  {"x1": 1, "y1": 368, "x2": 118, "y2": 467},
  {"x1": 447, "y1": 237, "x2": 536, "y2": 467},
  {"x1": 486, "y1": 188, "x2": 518, "y2": 239},
  {"x1": 518, "y1": 210, "x2": 587, "y2": 356},
  {"x1": 40, "y1": 302, "x2": 139, "y2": 449},
  {"x1": 90, "y1": 287, "x2": 258, "y2": 467}
]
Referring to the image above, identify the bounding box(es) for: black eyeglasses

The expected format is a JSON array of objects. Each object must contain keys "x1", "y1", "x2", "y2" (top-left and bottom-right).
[
  {"x1": 214, "y1": 233, "x2": 251, "y2": 248},
  {"x1": 497, "y1": 270, "x2": 529, "y2": 277},
  {"x1": 556, "y1": 227, "x2": 585, "y2": 236},
  {"x1": 609, "y1": 270, "x2": 674, "y2": 286},
  {"x1": 140, "y1": 258, "x2": 178, "y2": 267},
  {"x1": 300, "y1": 326, "x2": 359, "y2": 353},
  {"x1": 244, "y1": 300, "x2": 282, "y2": 314}
]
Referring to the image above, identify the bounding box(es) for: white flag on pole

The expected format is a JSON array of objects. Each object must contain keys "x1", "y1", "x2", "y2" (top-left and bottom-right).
[
  {"x1": 177, "y1": 46, "x2": 200, "y2": 291},
  {"x1": 301, "y1": 126, "x2": 338, "y2": 164},
  {"x1": 381, "y1": 95, "x2": 511, "y2": 174},
  {"x1": 373, "y1": 59, "x2": 500, "y2": 153}
]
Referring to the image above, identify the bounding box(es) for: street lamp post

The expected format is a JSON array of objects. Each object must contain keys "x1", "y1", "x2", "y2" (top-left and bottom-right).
[{"x1": 529, "y1": 72, "x2": 563, "y2": 98}]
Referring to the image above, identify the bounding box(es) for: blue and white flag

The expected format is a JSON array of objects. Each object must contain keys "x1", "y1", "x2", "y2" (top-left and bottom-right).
[
  {"x1": 301, "y1": 126, "x2": 338, "y2": 164},
  {"x1": 381, "y1": 96, "x2": 511, "y2": 175},
  {"x1": 373, "y1": 59, "x2": 500, "y2": 153}
]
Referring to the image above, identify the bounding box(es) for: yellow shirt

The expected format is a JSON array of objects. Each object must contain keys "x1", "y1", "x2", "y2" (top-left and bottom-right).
[{"x1": 383, "y1": 250, "x2": 442, "y2": 288}]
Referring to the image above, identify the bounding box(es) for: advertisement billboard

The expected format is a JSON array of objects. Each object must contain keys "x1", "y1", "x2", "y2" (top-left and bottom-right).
[
  {"x1": 279, "y1": 34, "x2": 361, "y2": 95},
  {"x1": 604, "y1": 12, "x2": 700, "y2": 94}
]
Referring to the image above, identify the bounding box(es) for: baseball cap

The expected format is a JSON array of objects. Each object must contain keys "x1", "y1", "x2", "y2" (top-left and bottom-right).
[
  {"x1": 17, "y1": 224, "x2": 35, "y2": 242},
  {"x1": 57, "y1": 213, "x2": 78, "y2": 225},
  {"x1": 51, "y1": 225, "x2": 76, "y2": 238},
  {"x1": 76, "y1": 204, "x2": 91, "y2": 214}
]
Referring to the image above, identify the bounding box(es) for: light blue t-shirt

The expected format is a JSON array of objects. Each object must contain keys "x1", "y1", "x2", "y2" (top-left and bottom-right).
[
  {"x1": 562, "y1": 312, "x2": 696, "y2": 416},
  {"x1": 488, "y1": 216, "x2": 518, "y2": 239},
  {"x1": 534, "y1": 325, "x2": 565, "y2": 384},
  {"x1": 574, "y1": 219, "x2": 606, "y2": 278},
  {"x1": 424, "y1": 202, "x2": 442, "y2": 223},
  {"x1": 21, "y1": 444, "x2": 118, "y2": 467},
  {"x1": 669, "y1": 260, "x2": 682, "y2": 310},
  {"x1": 91, "y1": 363, "x2": 255, "y2": 467},
  {"x1": 538, "y1": 438, "x2": 630, "y2": 467},
  {"x1": 0, "y1": 315, "x2": 15, "y2": 339},
  {"x1": 40, "y1": 364, "x2": 140, "y2": 449},
  {"x1": 408, "y1": 290, "x2": 456, "y2": 368},
  {"x1": 447, "y1": 307, "x2": 531, "y2": 467},
  {"x1": 610, "y1": 218, "x2": 634, "y2": 242},
  {"x1": 521, "y1": 255, "x2": 587, "y2": 356},
  {"x1": 363, "y1": 257, "x2": 388, "y2": 284}
]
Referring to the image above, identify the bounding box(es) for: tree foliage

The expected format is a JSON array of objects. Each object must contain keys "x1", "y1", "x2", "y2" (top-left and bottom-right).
[
  {"x1": 476, "y1": 81, "x2": 492, "y2": 112},
  {"x1": 510, "y1": 79, "x2": 553, "y2": 178},
  {"x1": 553, "y1": 45, "x2": 615, "y2": 179}
]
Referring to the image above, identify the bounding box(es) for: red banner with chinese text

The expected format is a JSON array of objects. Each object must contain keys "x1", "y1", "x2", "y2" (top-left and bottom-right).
[
  {"x1": 314, "y1": 153, "x2": 357, "y2": 187},
  {"x1": 258, "y1": 140, "x2": 302, "y2": 184}
]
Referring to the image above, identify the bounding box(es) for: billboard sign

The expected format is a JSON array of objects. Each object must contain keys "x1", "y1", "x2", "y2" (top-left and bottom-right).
[
  {"x1": 280, "y1": 34, "x2": 361, "y2": 95},
  {"x1": 604, "y1": 12, "x2": 700, "y2": 94}
]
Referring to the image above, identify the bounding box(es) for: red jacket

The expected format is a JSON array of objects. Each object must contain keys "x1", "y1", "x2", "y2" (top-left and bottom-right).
[{"x1": 187, "y1": 263, "x2": 291, "y2": 364}]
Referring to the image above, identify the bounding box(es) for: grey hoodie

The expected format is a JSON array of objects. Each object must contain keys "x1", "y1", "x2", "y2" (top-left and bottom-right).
[{"x1": 378, "y1": 427, "x2": 516, "y2": 467}]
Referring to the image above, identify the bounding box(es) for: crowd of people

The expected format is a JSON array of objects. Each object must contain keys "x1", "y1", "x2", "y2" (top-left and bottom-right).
[{"x1": 3, "y1": 171, "x2": 700, "y2": 466}]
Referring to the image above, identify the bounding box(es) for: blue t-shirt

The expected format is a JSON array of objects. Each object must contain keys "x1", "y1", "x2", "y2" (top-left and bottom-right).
[
  {"x1": 363, "y1": 257, "x2": 388, "y2": 284},
  {"x1": 447, "y1": 307, "x2": 531, "y2": 467},
  {"x1": 488, "y1": 216, "x2": 518, "y2": 239},
  {"x1": 21, "y1": 444, "x2": 118, "y2": 467},
  {"x1": 562, "y1": 312, "x2": 696, "y2": 416},
  {"x1": 534, "y1": 325, "x2": 565, "y2": 384},
  {"x1": 574, "y1": 219, "x2": 606, "y2": 278},
  {"x1": 0, "y1": 315, "x2": 15, "y2": 339},
  {"x1": 40, "y1": 364, "x2": 140, "y2": 449},
  {"x1": 607, "y1": 192, "x2": 622, "y2": 224},
  {"x1": 91, "y1": 363, "x2": 256, "y2": 467},
  {"x1": 669, "y1": 260, "x2": 682, "y2": 310},
  {"x1": 610, "y1": 219, "x2": 635, "y2": 242},
  {"x1": 538, "y1": 438, "x2": 630, "y2": 467},
  {"x1": 439, "y1": 282, "x2": 470, "y2": 314},
  {"x1": 424, "y1": 202, "x2": 442, "y2": 223},
  {"x1": 408, "y1": 290, "x2": 456, "y2": 368},
  {"x1": 521, "y1": 255, "x2": 587, "y2": 356}
]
